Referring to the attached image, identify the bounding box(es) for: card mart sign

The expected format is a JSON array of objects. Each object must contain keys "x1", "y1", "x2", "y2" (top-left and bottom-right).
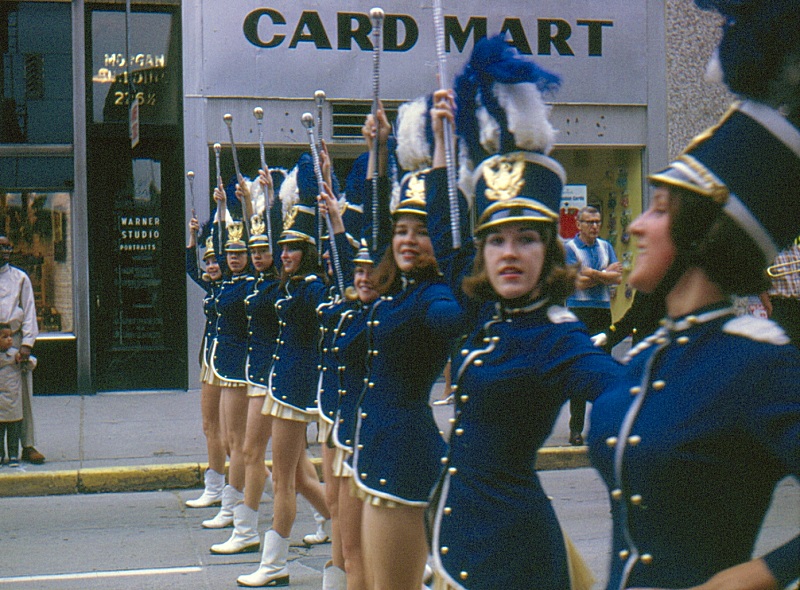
[{"x1": 196, "y1": 0, "x2": 649, "y2": 104}]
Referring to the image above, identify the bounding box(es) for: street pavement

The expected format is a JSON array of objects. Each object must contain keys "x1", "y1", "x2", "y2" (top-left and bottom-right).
[
  {"x1": 0, "y1": 385, "x2": 797, "y2": 589},
  {"x1": 0, "y1": 382, "x2": 591, "y2": 497}
]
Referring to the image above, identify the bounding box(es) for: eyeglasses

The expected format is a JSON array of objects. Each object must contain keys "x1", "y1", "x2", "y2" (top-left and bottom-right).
[{"x1": 579, "y1": 220, "x2": 602, "y2": 226}]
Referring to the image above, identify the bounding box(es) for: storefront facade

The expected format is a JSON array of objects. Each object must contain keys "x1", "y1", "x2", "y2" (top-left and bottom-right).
[{"x1": 0, "y1": 0, "x2": 728, "y2": 393}]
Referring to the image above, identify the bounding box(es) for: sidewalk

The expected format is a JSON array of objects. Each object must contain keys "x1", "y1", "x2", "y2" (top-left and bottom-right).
[{"x1": 0, "y1": 382, "x2": 590, "y2": 497}]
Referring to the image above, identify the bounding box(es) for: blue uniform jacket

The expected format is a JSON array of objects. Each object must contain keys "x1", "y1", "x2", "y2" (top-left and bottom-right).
[
  {"x1": 352, "y1": 276, "x2": 463, "y2": 505},
  {"x1": 210, "y1": 273, "x2": 254, "y2": 383},
  {"x1": 186, "y1": 247, "x2": 219, "y2": 364},
  {"x1": 244, "y1": 271, "x2": 280, "y2": 387},
  {"x1": 331, "y1": 304, "x2": 371, "y2": 452},
  {"x1": 588, "y1": 305, "x2": 800, "y2": 590},
  {"x1": 425, "y1": 167, "x2": 625, "y2": 589},
  {"x1": 268, "y1": 274, "x2": 329, "y2": 414}
]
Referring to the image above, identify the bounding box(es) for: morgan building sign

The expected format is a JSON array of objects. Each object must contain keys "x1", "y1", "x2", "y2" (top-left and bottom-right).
[{"x1": 196, "y1": 0, "x2": 648, "y2": 104}]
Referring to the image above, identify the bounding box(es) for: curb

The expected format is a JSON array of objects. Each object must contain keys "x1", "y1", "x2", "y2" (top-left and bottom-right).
[{"x1": 0, "y1": 448, "x2": 589, "y2": 498}]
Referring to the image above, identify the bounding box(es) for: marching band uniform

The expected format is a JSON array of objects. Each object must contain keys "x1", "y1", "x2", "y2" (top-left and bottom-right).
[
  {"x1": 426, "y1": 36, "x2": 622, "y2": 590},
  {"x1": 208, "y1": 221, "x2": 253, "y2": 387},
  {"x1": 588, "y1": 5, "x2": 800, "y2": 581},
  {"x1": 316, "y1": 156, "x2": 364, "y2": 445},
  {"x1": 351, "y1": 173, "x2": 462, "y2": 507},
  {"x1": 186, "y1": 235, "x2": 221, "y2": 384}
]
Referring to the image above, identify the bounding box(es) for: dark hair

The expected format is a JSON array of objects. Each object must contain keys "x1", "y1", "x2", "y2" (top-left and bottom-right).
[
  {"x1": 372, "y1": 217, "x2": 442, "y2": 295},
  {"x1": 0, "y1": 323, "x2": 11, "y2": 332},
  {"x1": 663, "y1": 185, "x2": 770, "y2": 295},
  {"x1": 462, "y1": 222, "x2": 577, "y2": 304},
  {"x1": 279, "y1": 241, "x2": 326, "y2": 290}
]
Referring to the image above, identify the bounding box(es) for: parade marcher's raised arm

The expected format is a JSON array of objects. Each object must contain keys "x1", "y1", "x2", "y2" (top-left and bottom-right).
[{"x1": 425, "y1": 34, "x2": 625, "y2": 590}]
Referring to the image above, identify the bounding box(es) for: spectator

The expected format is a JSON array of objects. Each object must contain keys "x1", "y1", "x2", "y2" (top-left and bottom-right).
[
  {"x1": 0, "y1": 235, "x2": 43, "y2": 463},
  {"x1": 564, "y1": 206, "x2": 622, "y2": 445},
  {"x1": 0, "y1": 322, "x2": 36, "y2": 466}
]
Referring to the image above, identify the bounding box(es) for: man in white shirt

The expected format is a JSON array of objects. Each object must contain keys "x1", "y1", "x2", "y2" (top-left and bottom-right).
[{"x1": 0, "y1": 235, "x2": 43, "y2": 463}]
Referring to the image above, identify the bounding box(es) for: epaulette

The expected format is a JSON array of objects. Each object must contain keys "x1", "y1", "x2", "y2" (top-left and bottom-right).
[
  {"x1": 547, "y1": 305, "x2": 578, "y2": 324},
  {"x1": 304, "y1": 274, "x2": 320, "y2": 283},
  {"x1": 723, "y1": 316, "x2": 790, "y2": 345}
]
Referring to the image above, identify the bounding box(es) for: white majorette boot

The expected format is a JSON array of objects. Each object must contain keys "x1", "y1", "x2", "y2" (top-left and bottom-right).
[
  {"x1": 202, "y1": 484, "x2": 241, "y2": 529},
  {"x1": 186, "y1": 468, "x2": 225, "y2": 508},
  {"x1": 322, "y1": 560, "x2": 346, "y2": 590},
  {"x1": 236, "y1": 529, "x2": 290, "y2": 587},
  {"x1": 210, "y1": 503, "x2": 261, "y2": 554},
  {"x1": 302, "y1": 511, "x2": 330, "y2": 545}
]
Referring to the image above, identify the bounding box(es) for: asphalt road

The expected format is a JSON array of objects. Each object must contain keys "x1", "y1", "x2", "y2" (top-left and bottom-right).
[{"x1": 1, "y1": 469, "x2": 797, "y2": 590}]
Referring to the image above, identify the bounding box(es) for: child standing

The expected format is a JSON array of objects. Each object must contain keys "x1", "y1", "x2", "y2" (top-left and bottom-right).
[{"x1": 0, "y1": 323, "x2": 36, "y2": 467}]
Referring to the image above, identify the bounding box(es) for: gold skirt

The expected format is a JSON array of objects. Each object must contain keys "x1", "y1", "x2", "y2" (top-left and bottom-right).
[
  {"x1": 265, "y1": 395, "x2": 317, "y2": 423},
  {"x1": 331, "y1": 446, "x2": 352, "y2": 478},
  {"x1": 431, "y1": 529, "x2": 594, "y2": 590},
  {"x1": 350, "y1": 478, "x2": 400, "y2": 509},
  {"x1": 247, "y1": 384, "x2": 268, "y2": 398},
  {"x1": 317, "y1": 417, "x2": 333, "y2": 444}
]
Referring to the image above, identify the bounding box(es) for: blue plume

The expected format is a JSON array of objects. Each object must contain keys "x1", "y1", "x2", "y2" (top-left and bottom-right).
[
  {"x1": 224, "y1": 175, "x2": 244, "y2": 221},
  {"x1": 455, "y1": 34, "x2": 561, "y2": 166},
  {"x1": 695, "y1": 0, "x2": 800, "y2": 104}
]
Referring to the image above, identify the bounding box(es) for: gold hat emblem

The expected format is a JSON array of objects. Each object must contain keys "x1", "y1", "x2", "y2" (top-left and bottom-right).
[
  {"x1": 405, "y1": 172, "x2": 427, "y2": 202},
  {"x1": 284, "y1": 205, "x2": 299, "y2": 231},
  {"x1": 205, "y1": 235, "x2": 215, "y2": 251},
  {"x1": 251, "y1": 214, "x2": 266, "y2": 237},
  {"x1": 483, "y1": 153, "x2": 526, "y2": 201},
  {"x1": 227, "y1": 221, "x2": 244, "y2": 243}
]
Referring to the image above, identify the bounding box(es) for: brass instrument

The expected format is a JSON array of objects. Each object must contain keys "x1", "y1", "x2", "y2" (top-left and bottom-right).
[{"x1": 767, "y1": 259, "x2": 800, "y2": 278}]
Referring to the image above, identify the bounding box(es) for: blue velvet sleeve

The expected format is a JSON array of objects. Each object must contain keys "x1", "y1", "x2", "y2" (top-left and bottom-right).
[
  {"x1": 425, "y1": 167, "x2": 481, "y2": 320},
  {"x1": 743, "y1": 348, "x2": 800, "y2": 587},
  {"x1": 186, "y1": 247, "x2": 211, "y2": 292}
]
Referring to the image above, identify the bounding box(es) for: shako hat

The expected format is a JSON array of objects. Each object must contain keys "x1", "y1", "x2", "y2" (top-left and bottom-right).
[{"x1": 278, "y1": 153, "x2": 317, "y2": 246}]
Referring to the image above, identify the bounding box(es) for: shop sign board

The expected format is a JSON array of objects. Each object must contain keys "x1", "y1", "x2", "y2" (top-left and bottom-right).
[{"x1": 196, "y1": 0, "x2": 648, "y2": 104}]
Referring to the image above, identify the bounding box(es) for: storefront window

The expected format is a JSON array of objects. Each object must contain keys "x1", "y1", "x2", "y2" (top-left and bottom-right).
[
  {"x1": 554, "y1": 147, "x2": 644, "y2": 321},
  {"x1": 90, "y1": 9, "x2": 179, "y2": 126},
  {"x1": 0, "y1": 2, "x2": 72, "y2": 143},
  {"x1": 1, "y1": 191, "x2": 73, "y2": 334}
]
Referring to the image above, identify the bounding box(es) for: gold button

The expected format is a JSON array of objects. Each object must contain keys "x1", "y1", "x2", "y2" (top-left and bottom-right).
[
  {"x1": 686, "y1": 315, "x2": 698, "y2": 324},
  {"x1": 491, "y1": 336, "x2": 500, "y2": 342},
  {"x1": 611, "y1": 489, "x2": 623, "y2": 500},
  {"x1": 360, "y1": 473, "x2": 367, "y2": 480},
  {"x1": 448, "y1": 418, "x2": 456, "y2": 424},
  {"x1": 461, "y1": 349, "x2": 468, "y2": 356},
  {"x1": 368, "y1": 382, "x2": 375, "y2": 388},
  {"x1": 630, "y1": 494, "x2": 642, "y2": 505},
  {"x1": 440, "y1": 547, "x2": 449, "y2": 555},
  {"x1": 606, "y1": 436, "x2": 618, "y2": 447},
  {"x1": 379, "y1": 478, "x2": 387, "y2": 485},
  {"x1": 281, "y1": 396, "x2": 287, "y2": 400},
  {"x1": 483, "y1": 337, "x2": 490, "y2": 343},
  {"x1": 448, "y1": 467, "x2": 457, "y2": 475},
  {"x1": 652, "y1": 380, "x2": 666, "y2": 390},
  {"x1": 677, "y1": 336, "x2": 689, "y2": 344},
  {"x1": 460, "y1": 395, "x2": 469, "y2": 403},
  {"x1": 345, "y1": 439, "x2": 351, "y2": 445},
  {"x1": 627, "y1": 435, "x2": 641, "y2": 446},
  {"x1": 640, "y1": 554, "x2": 653, "y2": 565},
  {"x1": 629, "y1": 386, "x2": 641, "y2": 395},
  {"x1": 454, "y1": 428, "x2": 464, "y2": 436},
  {"x1": 440, "y1": 457, "x2": 449, "y2": 464},
  {"x1": 357, "y1": 444, "x2": 363, "y2": 450},
  {"x1": 443, "y1": 507, "x2": 452, "y2": 515},
  {"x1": 361, "y1": 412, "x2": 367, "y2": 419},
  {"x1": 655, "y1": 337, "x2": 667, "y2": 344},
  {"x1": 460, "y1": 572, "x2": 468, "y2": 581},
  {"x1": 619, "y1": 549, "x2": 629, "y2": 560}
]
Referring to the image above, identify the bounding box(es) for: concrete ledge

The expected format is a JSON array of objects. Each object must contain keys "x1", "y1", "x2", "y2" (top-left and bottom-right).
[
  {"x1": 0, "y1": 450, "x2": 585, "y2": 498},
  {"x1": 0, "y1": 470, "x2": 79, "y2": 497}
]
